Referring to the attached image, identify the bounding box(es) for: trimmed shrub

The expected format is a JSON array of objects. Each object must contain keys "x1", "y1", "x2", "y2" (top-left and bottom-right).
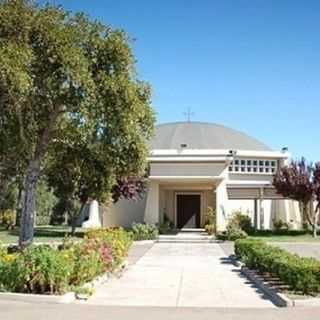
[
  {"x1": 235, "y1": 239, "x2": 320, "y2": 295},
  {"x1": 130, "y1": 222, "x2": 158, "y2": 241}
]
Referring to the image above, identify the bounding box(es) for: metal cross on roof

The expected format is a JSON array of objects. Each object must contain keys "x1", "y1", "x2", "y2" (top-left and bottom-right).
[{"x1": 183, "y1": 107, "x2": 194, "y2": 122}]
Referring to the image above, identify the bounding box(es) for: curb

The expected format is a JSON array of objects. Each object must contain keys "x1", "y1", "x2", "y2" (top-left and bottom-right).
[
  {"x1": 0, "y1": 291, "x2": 75, "y2": 304},
  {"x1": 133, "y1": 240, "x2": 156, "y2": 245},
  {"x1": 240, "y1": 266, "x2": 291, "y2": 307},
  {"x1": 231, "y1": 256, "x2": 320, "y2": 308}
]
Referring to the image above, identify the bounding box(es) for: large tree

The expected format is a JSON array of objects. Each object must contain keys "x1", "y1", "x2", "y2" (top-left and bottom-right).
[
  {"x1": 45, "y1": 137, "x2": 147, "y2": 230},
  {"x1": 0, "y1": 0, "x2": 154, "y2": 246},
  {"x1": 273, "y1": 158, "x2": 320, "y2": 237}
]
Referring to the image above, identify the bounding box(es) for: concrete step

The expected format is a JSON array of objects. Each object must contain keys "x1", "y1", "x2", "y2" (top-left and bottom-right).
[
  {"x1": 156, "y1": 238, "x2": 220, "y2": 243},
  {"x1": 179, "y1": 228, "x2": 206, "y2": 232},
  {"x1": 157, "y1": 232, "x2": 218, "y2": 243}
]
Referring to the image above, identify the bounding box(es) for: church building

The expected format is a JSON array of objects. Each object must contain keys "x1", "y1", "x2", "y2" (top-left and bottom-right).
[{"x1": 104, "y1": 121, "x2": 302, "y2": 231}]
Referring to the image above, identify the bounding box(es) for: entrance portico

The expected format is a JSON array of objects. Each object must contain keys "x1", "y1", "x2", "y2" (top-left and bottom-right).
[{"x1": 144, "y1": 176, "x2": 227, "y2": 230}]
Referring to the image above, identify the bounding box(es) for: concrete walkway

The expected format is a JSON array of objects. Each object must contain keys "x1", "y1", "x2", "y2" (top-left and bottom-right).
[{"x1": 87, "y1": 243, "x2": 275, "y2": 308}]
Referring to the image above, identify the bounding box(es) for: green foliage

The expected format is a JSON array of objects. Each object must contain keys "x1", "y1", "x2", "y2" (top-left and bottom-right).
[
  {"x1": 130, "y1": 222, "x2": 158, "y2": 241},
  {"x1": 204, "y1": 224, "x2": 215, "y2": 235},
  {"x1": 159, "y1": 213, "x2": 174, "y2": 234},
  {"x1": 232, "y1": 211, "x2": 254, "y2": 234},
  {"x1": 0, "y1": 228, "x2": 132, "y2": 294},
  {"x1": 204, "y1": 206, "x2": 216, "y2": 225},
  {"x1": 225, "y1": 211, "x2": 253, "y2": 240},
  {"x1": 68, "y1": 240, "x2": 105, "y2": 286},
  {"x1": 74, "y1": 284, "x2": 95, "y2": 298},
  {"x1": 0, "y1": 0, "x2": 155, "y2": 244},
  {"x1": 35, "y1": 180, "x2": 58, "y2": 226},
  {"x1": 272, "y1": 218, "x2": 289, "y2": 232},
  {"x1": 85, "y1": 227, "x2": 132, "y2": 268},
  {"x1": 0, "y1": 183, "x2": 18, "y2": 212},
  {"x1": 235, "y1": 239, "x2": 320, "y2": 295},
  {"x1": 0, "y1": 245, "x2": 72, "y2": 294},
  {"x1": 0, "y1": 209, "x2": 16, "y2": 230},
  {"x1": 204, "y1": 206, "x2": 216, "y2": 235},
  {"x1": 159, "y1": 221, "x2": 171, "y2": 234},
  {"x1": 226, "y1": 223, "x2": 248, "y2": 241}
]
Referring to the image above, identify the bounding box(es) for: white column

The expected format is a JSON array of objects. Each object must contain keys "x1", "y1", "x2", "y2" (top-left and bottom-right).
[
  {"x1": 144, "y1": 180, "x2": 159, "y2": 225},
  {"x1": 82, "y1": 200, "x2": 102, "y2": 229},
  {"x1": 215, "y1": 180, "x2": 229, "y2": 231}
]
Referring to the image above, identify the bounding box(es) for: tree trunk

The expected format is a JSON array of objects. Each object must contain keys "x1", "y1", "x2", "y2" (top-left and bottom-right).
[
  {"x1": 15, "y1": 184, "x2": 24, "y2": 227},
  {"x1": 19, "y1": 158, "x2": 41, "y2": 247},
  {"x1": 313, "y1": 225, "x2": 317, "y2": 238},
  {"x1": 71, "y1": 202, "x2": 85, "y2": 236},
  {"x1": 18, "y1": 106, "x2": 62, "y2": 246}
]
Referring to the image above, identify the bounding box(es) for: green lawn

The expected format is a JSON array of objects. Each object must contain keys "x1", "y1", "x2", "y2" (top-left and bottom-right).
[
  {"x1": 248, "y1": 233, "x2": 320, "y2": 243},
  {"x1": 0, "y1": 225, "x2": 84, "y2": 244}
]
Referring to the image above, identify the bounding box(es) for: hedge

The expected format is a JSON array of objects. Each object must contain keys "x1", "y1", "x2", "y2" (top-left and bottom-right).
[{"x1": 235, "y1": 239, "x2": 320, "y2": 295}]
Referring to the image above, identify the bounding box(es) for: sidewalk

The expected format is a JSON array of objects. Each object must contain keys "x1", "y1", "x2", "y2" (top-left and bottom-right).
[{"x1": 87, "y1": 242, "x2": 275, "y2": 308}]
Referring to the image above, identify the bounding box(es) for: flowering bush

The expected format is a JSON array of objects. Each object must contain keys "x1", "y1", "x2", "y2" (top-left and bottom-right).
[
  {"x1": 85, "y1": 227, "x2": 132, "y2": 267},
  {"x1": 0, "y1": 228, "x2": 132, "y2": 294},
  {"x1": 0, "y1": 245, "x2": 72, "y2": 294}
]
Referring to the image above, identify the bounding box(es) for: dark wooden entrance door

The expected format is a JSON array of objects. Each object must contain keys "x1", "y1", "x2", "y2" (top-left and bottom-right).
[{"x1": 177, "y1": 194, "x2": 201, "y2": 229}]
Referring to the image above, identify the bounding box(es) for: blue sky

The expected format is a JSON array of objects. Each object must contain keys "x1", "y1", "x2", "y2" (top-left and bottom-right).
[{"x1": 44, "y1": 0, "x2": 320, "y2": 161}]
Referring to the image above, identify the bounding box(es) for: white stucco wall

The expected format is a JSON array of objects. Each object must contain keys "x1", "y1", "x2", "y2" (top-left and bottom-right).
[
  {"x1": 226, "y1": 199, "x2": 302, "y2": 230},
  {"x1": 215, "y1": 181, "x2": 229, "y2": 231},
  {"x1": 144, "y1": 181, "x2": 159, "y2": 224},
  {"x1": 150, "y1": 162, "x2": 226, "y2": 177},
  {"x1": 103, "y1": 196, "x2": 146, "y2": 228}
]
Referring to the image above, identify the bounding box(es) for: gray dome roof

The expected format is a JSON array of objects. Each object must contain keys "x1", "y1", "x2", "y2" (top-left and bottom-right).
[{"x1": 151, "y1": 122, "x2": 271, "y2": 151}]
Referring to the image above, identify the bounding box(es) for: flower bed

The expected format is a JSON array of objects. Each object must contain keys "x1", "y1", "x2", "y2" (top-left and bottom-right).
[
  {"x1": 235, "y1": 239, "x2": 320, "y2": 295},
  {"x1": 0, "y1": 228, "x2": 132, "y2": 295}
]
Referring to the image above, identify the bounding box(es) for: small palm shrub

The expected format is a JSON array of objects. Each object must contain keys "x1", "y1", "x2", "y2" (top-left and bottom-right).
[
  {"x1": 159, "y1": 214, "x2": 174, "y2": 234},
  {"x1": 204, "y1": 206, "x2": 216, "y2": 235}
]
